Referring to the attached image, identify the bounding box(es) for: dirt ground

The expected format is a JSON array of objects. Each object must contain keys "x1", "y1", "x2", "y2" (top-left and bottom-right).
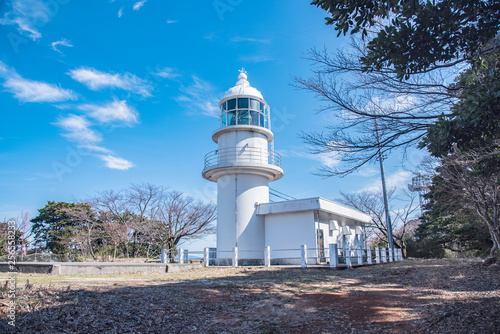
[{"x1": 1, "y1": 259, "x2": 499, "y2": 333}]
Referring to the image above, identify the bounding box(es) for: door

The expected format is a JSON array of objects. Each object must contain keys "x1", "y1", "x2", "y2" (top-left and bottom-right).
[{"x1": 316, "y1": 229, "x2": 325, "y2": 263}]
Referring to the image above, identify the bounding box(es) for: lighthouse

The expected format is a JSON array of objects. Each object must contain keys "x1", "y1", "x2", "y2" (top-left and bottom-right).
[{"x1": 202, "y1": 69, "x2": 283, "y2": 264}]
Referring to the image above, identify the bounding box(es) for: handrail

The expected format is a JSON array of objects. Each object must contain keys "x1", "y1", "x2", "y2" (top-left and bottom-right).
[{"x1": 204, "y1": 147, "x2": 282, "y2": 169}]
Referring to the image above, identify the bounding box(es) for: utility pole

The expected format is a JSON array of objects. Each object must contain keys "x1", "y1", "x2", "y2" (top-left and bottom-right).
[{"x1": 375, "y1": 120, "x2": 395, "y2": 260}]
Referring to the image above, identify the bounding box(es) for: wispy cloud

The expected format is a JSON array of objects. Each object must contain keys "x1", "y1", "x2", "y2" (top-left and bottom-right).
[
  {"x1": 118, "y1": 7, "x2": 124, "y2": 18},
  {"x1": 0, "y1": 61, "x2": 77, "y2": 103},
  {"x1": 99, "y1": 155, "x2": 134, "y2": 170},
  {"x1": 231, "y1": 36, "x2": 270, "y2": 44},
  {"x1": 166, "y1": 19, "x2": 178, "y2": 24},
  {"x1": 358, "y1": 170, "x2": 412, "y2": 193},
  {"x1": 177, "y1": 76, "x2": 219, "y2": 118},
  {"x1": 79, "y1": 99, "x2": 139, "y2": 126},
  {"x1": 151, "y1": 66, "x2": 181, "y2": 79},
  {"x1": 356, "y1": 166, "x2": 379, "y2": 177},
  {"x1": 288, "y1": 149, "x2": 341, "y2": 169},
  {"x1": 55, "y1": 114, "x2": 135, "y2": 170},
  {"x1": 68, "y1": 67, "x2": 153, "y2": 97},
  {"x1": 55, "y1": 114, "x2": 102, "y2": 144},
  {"x1": 79, "y1": 144, "x2": 111, "y2": 154},
  {"x1": 0, "y1": 0, "x2": 51, "y2": 40},
  {"x1": 133, "y1": 0, "x2": 147, "y2": 11},
  {"x1": 239, "y1": 55, "x2": 274, "y2": 63},
  {"x1": 51, "y1": 38, "x2": 73, "y2": 54}
]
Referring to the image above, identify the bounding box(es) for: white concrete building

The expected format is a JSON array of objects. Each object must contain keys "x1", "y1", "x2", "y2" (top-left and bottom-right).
[{"x1": 202, "y1": 70, "x2": 370, "y2": 265}]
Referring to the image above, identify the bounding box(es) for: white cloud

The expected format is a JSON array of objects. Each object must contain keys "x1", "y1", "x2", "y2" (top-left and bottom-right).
[
  {"x1": 288, "y1": 149, "x2": 341, "y2": 169},
  {"x1": 51, "y1": 38, "x2": 73, "y2": 54},
  {"x1": 133, "y1": 0, "x2": 147, "y2": 11},
  {"x1": 68, "y1": 67, "x2": 152, "y2": 97},
  {"x1": 358, "y1": 170, "x2": 412, "y2": 193},
  {"x1": 356, "y1": 166, "x2": 379, "y2": 177},
  {"x1": 0, "y1": 61, "x2": 77, "y2": 103},
  {"x1": 55, "y1": 113, "x2": 135, "y2": 170},
  {"x1": 166, "y1": 19, "x2": 177, "y2": 24},
  {"x1": 152, "y1": 67, "x2": 180, "y2": 79},
  {"x1": 79, "y1": 144, "x2": 111, "y2": 154},
  {"x1": 55, "y1": 114, "x2": 102, "y2": 143},
  {"x1": 317, "y1": 152, "x2": 341, "y2": 168},
  {"x1": 0, "y1": 0, "x2": 50, "y2": 40},
  {"x1": 79, "y1": 100, "x2": 139, "y2": 126},
  {"x1": 99, "y1": 155, "x2": 134, "y2": 170},
  {"x1": 177, "y1": 76, "x2": 219, "y2": 118},
  {"x1": 118, "y1": 7, "x2": 123, "y2": 18}
]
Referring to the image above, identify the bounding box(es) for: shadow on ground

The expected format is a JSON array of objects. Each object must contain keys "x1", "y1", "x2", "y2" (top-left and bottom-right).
[{"x1": 1, "y1": 259, "x2": 499, "y2": 333}]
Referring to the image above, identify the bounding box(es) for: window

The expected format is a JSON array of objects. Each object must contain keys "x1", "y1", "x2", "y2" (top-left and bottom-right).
[
  {"x1": 237, "y1": 110, "x2": 250, "y2": 125},
  {"x1": 219, "y1": 98, "x2": 268, "y2": 129},
  {"x1": 227, "y1": 98, "x2": 236, "y2": 110},
  {"x1": 221, "y1": 112, "x2": 227, "y2": 126},
  {"x1": 237, "y1": 98, "x2": 248, "y2": 109},
  {"x1": 250, "y1": 111, "x2": 260, "y2": 126},
  {"x1": 250, "y1": 99, "x2": 260, "y2": 110},
  {"x1": 228, "y1": 111, "x2": 236, "y2": 125}
]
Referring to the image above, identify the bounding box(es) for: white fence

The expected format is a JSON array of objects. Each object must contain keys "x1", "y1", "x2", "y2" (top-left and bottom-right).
[{"x1": 162, "y1": 244, "x2": 404, "y2": 268}]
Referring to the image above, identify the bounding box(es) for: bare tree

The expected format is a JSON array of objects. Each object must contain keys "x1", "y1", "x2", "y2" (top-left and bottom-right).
[
  {"x1": 294, "y1": 40, "x2": 462, "y2": 176},
  {"x1": 435, "y1": 146, "x2": 500, "y2": 261},
  {"x1": 338, "y1": 189, "x2": 419, "y2": 257},
  {"x1": 101, "y1": 215, "x2": 129, "y2": 260},
  {"x1": 157, "y1": 191, "x2": 216, "y2": 254},
  {"x1": 92, "y1": 190, "x2": 134, "y2": 257},
  {"x1": 92, "y1": 184, "x2": 215, "y2": 260},
  {"x1": 126, "y1": 184, "x2": 168, "y2": 258}
]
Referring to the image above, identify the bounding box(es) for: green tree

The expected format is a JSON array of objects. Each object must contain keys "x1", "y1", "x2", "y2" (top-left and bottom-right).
[
  {"x1": 31, "y1": 201, "x2": 92, "y2": 256},
  {"x1": 297, "y1": 1, "x2": 500, "y2": 175},
  {"x1": 313, "y1": 0, "x2": 500, "y2": 79},
  {"x1": 411, "y1": 208, "x2": 492, "y2": 258},
  {"x1": 422, "y1": 51, "x2": 500, "y2": 163}
]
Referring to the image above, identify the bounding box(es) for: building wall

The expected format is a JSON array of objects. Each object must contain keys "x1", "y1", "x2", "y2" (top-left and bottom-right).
[
  {"x1": 217, "y1": 173, "x2": 269, "y2": 259},
  {"x1": 316, "y1": 211, "x2": 365, "y2": 259},
  {"x1": 264, "y1": 211, "x2": 315, "y2": 264},
  {"x1": 217, "y1": 129, "x2": 269, "y2": 151}
]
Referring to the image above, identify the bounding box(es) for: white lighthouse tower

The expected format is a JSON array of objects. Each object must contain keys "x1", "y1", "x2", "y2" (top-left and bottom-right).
[{"x1": 202, "y1": 69, "x2": 283, "y2": 264}]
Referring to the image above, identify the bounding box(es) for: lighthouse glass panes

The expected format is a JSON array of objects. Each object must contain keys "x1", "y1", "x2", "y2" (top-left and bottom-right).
[{"x1": 220, "y1": 97, "x2": 267, "y2": 128}]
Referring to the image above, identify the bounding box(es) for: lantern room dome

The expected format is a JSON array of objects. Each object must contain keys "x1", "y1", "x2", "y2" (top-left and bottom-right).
[
  {"x1": 221, "y1": 69, "x2": 264, "y2": 104},
  {"x1": 217, "y1": 69, "x2": 270, "y2": 130}
]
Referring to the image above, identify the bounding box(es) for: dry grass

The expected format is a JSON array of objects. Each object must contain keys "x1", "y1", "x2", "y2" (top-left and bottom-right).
[{"x1": 1, "y1": 259, "x2": 499, "y2": 333}]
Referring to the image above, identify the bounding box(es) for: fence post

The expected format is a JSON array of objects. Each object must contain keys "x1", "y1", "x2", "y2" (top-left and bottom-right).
[
  {"x1": 232, "y1": 247, "x2": 238, "y2": 267},
  {"x1": 203, "y1": 247, "x2": 209, "y2": 267},
  {"x1": 345, "y1": 245, "x2": 352, "y2": 267},
  {"x1": 329, "y1": 244, "x2": 338, "y2": 268},
  {"x1": 301, "y1": 244, "x2": 307, "y2": 268},
  {"x1": 381, "y1": 248, "x2": 387, "y2": 263},
  {"x1": 178, "y1": 248, "x2": 184, "y2": 264},
  {"x1": 357, "y1": 247, "x2": 363, "y2": 266},
  {"x1": 264, "y1": 246, "x2": 271, "y2": 267},
  {"x1": 160, "y1": 249, "x2": 167, "y2": 264},
  {"x1": 389, "y1": 248, "x2": 394, "y2": 262},
  {"x1": 367, "y1": 247, "x2": 372, "y2": 265}
]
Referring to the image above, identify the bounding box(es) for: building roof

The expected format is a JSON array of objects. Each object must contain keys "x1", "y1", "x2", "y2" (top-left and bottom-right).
[{"x1": 257, "y1": 197, "x2": 371, "y2": 223}]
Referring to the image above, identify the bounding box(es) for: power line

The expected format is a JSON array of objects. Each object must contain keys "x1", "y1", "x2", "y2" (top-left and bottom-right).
[{"x1": 269, "y1": 188, "x2": 296, "y2": 201}]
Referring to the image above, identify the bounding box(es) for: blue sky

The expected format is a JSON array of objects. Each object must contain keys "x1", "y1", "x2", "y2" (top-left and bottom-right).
[{"x1": 0, "y1": 0, "x2": 424, "y2": 248}]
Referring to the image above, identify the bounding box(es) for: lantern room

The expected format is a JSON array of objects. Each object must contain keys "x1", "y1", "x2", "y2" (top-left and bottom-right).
[{"x1": 218, "y1": 69, "x2": 269, "y2": 129}]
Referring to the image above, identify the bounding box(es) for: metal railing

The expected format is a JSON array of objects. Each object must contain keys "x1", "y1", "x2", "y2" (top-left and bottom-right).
[{"x1": 203, "y1": 147, "x2": 282, "y2": 170}]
